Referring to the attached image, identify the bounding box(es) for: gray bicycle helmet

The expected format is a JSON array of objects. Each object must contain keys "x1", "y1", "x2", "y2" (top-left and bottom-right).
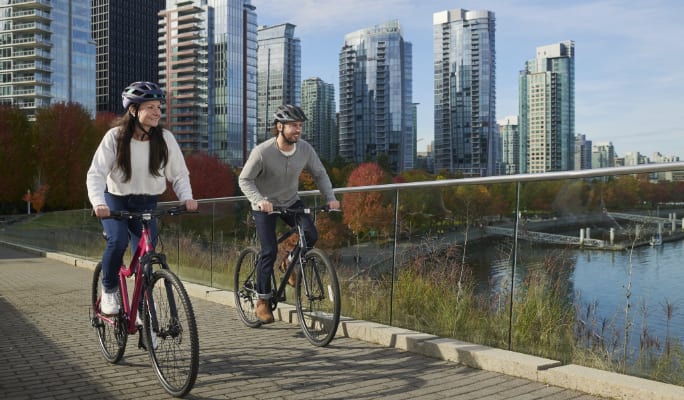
[
  {"x1": 273, "y1": 104, "x2": 308, "y2": 125},
  {"x1": 121, "y1": 81, "x2": 165, "y2": 109}
]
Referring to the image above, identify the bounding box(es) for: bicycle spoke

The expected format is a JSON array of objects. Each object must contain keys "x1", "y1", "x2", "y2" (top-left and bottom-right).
[
  {"x1": 296, "y1": 249, "x2": 341, "y2": 346},
  {"x1": 91, "y1": 262, "x2": 126, "y2": 363},
  {"x1": 234, "y1": 247, "x2": 262, "y2": 327},
  {"x1": 145, "y1": 269, "x2": 199, "y2": 397}
]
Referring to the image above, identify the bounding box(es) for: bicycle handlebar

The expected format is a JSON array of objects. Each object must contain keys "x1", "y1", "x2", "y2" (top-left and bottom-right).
[
  {"x1": 271, "y1": 204, "x2": 340, "y2": 215},
  {"x1": 101, "y1": 205, "x2": 199, "y2": 220}
]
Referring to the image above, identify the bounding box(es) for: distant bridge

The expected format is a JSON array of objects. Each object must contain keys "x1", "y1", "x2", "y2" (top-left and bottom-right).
[{"x1": 485, "y1": 226, "x2": 605, "y2": 248}]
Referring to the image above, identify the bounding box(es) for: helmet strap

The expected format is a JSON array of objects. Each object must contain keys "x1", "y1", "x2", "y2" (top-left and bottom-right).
[{"x1": 130, "y1": 105, "x2": 151, "y2": 139}]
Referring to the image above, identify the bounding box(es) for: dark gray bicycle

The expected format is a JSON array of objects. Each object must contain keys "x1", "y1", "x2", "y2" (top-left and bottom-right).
[{"x1": 234, "y1": 204, "x2": 341, "y2": 347}]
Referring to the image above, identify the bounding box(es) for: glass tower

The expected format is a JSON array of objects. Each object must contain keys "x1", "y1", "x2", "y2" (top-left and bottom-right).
[
  {"x1": 498, "y1": 116, "x2": 519, "y2": 175},
  {"x1": 301, "y1": 77, "x2": 336, "y2": 162},
  {"x1": 159, "y1": 0, "x2": 213, "y2": 153},
  {"x1": 208, "y1": 0, "x2": 257, "y2": 166},
  {"x1": 0, "y1": 0, "x2": 96, "y2": 119},
  {"x1": 519, "y1": 41, "x2": 575, "y2": 173},
  {"x1": 433, "y1": 9, "x2": 496, "y2": 176},
  {"x1": 338, "y1": 20, "x2": 413, "y2": 173},
  {"x1": 257, "y1": 23, "x2": 300, "y2": 144},
  {"x1": 92, "y1": 0, "x2": 165, "y2": 114}
]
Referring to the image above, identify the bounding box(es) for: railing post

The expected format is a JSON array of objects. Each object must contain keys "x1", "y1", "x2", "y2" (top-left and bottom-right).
[
  {"x1": 389, "y1": 189, "x2": 400, "y2": 326},
  {"x1": 507, "y1": 181, "x2": 521, "y2": 351}
]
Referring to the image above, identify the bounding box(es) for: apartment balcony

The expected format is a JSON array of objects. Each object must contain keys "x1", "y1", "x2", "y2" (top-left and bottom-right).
[
  {"x1": 11, "y1": 22, "x2": 50, "y2": 34},
  {"x1": 11, "y1": 9, "x2": 50, "y2": 23},
  {"x1": 11, "y1": 48, "x2": 50, "y2": 60},
  {"x1": 11, "y1": 0, "x2": 51, "y2": 11},
  {"x1": 13, "y1": 35, "x2": 51, "y2": 48}
]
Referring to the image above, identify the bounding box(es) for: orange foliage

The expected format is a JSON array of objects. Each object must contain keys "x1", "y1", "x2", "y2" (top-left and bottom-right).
[
  {"x1": 342, "y1": 162, "x2": 394, "y2": 236},
  {"x1": 22, "y1": 184, "x2": 49, "y2": 213}
]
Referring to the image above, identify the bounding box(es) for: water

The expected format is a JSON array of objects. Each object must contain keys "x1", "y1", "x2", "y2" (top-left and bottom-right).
[{"x1": 476, "y1": 239, "x2": 684, "y2": 347}]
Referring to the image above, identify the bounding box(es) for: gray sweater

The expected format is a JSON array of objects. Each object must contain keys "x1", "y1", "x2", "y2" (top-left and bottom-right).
[{"x1": 238, "y1": 137, "x2": 336, "y2": 210}]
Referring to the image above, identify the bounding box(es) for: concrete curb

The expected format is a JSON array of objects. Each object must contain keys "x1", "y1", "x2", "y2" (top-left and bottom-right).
[{"x1": 4, "y1": 240, "x2": 684, "y2": 400}]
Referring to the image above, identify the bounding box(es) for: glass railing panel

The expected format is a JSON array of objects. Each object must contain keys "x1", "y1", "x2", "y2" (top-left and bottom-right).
[
  {"x1": 390, "y1": 182, "x2": 519, "y2": 349},
  {"x1": 510, "y1": 174, "x2": 684, "y2": 385},
  {"x1": 335, "y1": 188, "x2": 395, "y2": 325}
]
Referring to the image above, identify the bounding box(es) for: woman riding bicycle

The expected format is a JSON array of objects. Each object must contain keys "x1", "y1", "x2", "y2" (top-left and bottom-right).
[
  {"x1": 86, "y1": 81, "x2": 198, "y2": 315},
  {"x1": 238, "y1": 104, "x2": 339, "y2": 324}
]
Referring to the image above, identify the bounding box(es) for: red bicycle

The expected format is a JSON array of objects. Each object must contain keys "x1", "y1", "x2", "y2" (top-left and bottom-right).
[{"x1": 90, "y1": 205, "x2": 199, "y2": 397}]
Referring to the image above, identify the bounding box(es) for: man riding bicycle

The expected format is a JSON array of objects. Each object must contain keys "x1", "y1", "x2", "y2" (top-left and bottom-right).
[{"x1": 238, "y1": 104, "x2": 340, "y2": 324}]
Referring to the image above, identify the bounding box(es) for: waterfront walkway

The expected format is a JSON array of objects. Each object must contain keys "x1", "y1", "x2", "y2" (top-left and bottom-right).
[{"x1": 1, "y1": 243, "x2": 682, "y2": 400}]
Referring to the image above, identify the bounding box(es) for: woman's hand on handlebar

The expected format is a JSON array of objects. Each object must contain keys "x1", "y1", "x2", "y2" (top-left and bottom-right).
[
  {"x1": 94, "y1": 204, "x2": 110, "y2": 218},
  {"x1": 184, "y1": 199, "x2": 198, "y2": 212}
]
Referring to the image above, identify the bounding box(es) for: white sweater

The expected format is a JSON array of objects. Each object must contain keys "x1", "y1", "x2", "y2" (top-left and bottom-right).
[{"x1": 86, "y1": 128, "x2": 193, "y2": 208}]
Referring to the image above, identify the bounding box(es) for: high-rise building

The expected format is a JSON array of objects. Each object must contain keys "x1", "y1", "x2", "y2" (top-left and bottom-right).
[
  {"x1": 574, "y1": 134, "x2": 592, "y2": 170},
  {"x1": 208, "y1": 0, "x2": 257, "y2": 166},
  {"x1": 519, "y1": 41, "x2": 575, "y2": 173},
  {"x1": 339, "y1": 20, "x2": 414, "y2": 173},
  {"x1": 433, "y1": 9, "x2": 496, "y2": 176},
  {"x1": 92, "y1": 0, "x2": 165, "y2": 114},
  {"x1": 158, "y1": 1, "x2": 212, "y2": 153},
  {"x1": 1, "y1": 0, "x2": 96, "y2": 119},
  {"x1": 301, "y1": 77, "x2": 336, "y2": 162},
  {"x1": 257, "y1": 23, "x2": 300, "y2": 144},
  {"x1": 592, "y1": 142, "x2": 615, "y2": 169},
  {"x1": 498, "y1": 116, "x2": 519, "y2": 175},
  {"x1": 158, "y1": 0, "x2": 257, "y2": 165}
]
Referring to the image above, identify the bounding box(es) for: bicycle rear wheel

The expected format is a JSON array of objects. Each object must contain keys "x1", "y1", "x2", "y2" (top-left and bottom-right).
[
  {"x1": 295, "y1": 248, "x2": 341, "y2": 347},
  {"x1": 91, "y1": 262, "x2": 127, "y2": 363},
  {"x1": 143, "y1": 268, "x2": 199, "y2": 397},
  {"x1": 234, "y1": 247, "x2": 262, "y2": 327}
]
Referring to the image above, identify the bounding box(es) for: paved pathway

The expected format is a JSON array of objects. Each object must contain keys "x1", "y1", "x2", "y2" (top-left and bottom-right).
[{"x1": 0, "y1": 245, "x2": 604, "y2": 399}]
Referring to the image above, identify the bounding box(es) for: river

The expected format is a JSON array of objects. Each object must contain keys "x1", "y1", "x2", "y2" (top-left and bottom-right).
[{"x1": 471, "y1": 238, "x2": 684, "y2": 350}]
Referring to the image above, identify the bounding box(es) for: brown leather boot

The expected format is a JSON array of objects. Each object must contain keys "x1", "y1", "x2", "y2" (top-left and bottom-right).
[{"x1": 256, "y1": 299, "x2": 274, "y2": 324}]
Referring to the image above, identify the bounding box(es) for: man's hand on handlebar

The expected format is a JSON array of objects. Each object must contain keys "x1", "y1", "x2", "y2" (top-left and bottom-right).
[
  {"x1": 258, "y1": 199, "x2": 273, "y2": 213},
  {"x1": 327, "y1": 200, "x2": 341, "y2": 211}
]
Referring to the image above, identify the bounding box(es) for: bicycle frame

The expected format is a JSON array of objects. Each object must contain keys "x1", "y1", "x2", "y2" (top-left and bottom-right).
[
  {"x1": 95, "y1": 213, "x2": 157, "y2": 335},
  {"x1": 272, "y1": 221, "x2": 307, "y2": 303}
]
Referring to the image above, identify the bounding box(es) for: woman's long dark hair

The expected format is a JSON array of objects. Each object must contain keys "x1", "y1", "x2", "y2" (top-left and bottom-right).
[{"x1": 112, "y1": 107, "x2": 168, "y2": 182}]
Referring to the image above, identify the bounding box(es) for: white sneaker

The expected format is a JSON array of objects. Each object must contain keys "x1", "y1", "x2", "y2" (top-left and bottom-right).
[
  {"x1": 136, "y1": 313, "x2": 159, "y2": 350},
  {"x1": 100, "y1": 289, "x2": 120, "y2": 315}
]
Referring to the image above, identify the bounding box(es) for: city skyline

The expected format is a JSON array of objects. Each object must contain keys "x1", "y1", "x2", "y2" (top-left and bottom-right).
[{"x1": 252, "y1": 0, "x2": 684, "y2": 158}]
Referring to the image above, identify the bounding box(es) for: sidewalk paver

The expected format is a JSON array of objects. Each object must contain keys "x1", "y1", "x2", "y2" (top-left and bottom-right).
[{"x1": 0, "y1": 245, "x2": 605, "y2": 399}]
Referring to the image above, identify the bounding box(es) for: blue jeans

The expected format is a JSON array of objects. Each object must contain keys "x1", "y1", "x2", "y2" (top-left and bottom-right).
[
  {"x1": 100, "y1": 192, "x2": 158, "y2": 291},
  {"x1": 253, "y1": 200, "x2": 318, "y2": 298}
]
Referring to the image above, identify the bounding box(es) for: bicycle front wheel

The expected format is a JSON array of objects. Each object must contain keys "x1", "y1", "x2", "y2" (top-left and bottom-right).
[
  {"x1": 91, "y1": 262, "x2": 127, "y2": 363},
  {"x1": 234, "y1": 247, "x2": 262, "y2": 328},
  {"x1": 143, "y1": 268, "x2": 199, "y2": 397},
  {"x1": 295, "y1": 248, "x2": 341, "y2": 347}
]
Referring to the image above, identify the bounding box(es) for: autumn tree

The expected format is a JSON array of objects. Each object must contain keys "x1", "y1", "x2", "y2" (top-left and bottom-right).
[
  {"x1": 161, "y1": 152, "x2": 235, "y2": 201},
  {"x1": 342, "y1": 162, "x2": 395, "y2": 239},
  {"x1": 0, "y1": 106, "x2": 34, "y2": 213},
  {"x1": 33, "y1": 102, "x2": 101, "y2": 210}
]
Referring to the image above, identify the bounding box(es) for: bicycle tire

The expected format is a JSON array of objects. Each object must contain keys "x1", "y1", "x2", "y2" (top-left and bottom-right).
[
  {"x1": 143, "y1": 268, "x2": 199, "y2": 397},
  {"x1": 234, "y1": 247, "x2": 262, "y2": 328},
  {"x1": 91, "y1": 262, "x2": 127, "y2": 363},
  {"x1": 295, "y1": 248, "x2": 341, "y2": 346}
]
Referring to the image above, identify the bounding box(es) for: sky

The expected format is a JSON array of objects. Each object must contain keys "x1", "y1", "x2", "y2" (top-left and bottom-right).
[{"x1": 252, "y1": 0, "x2": 684, "y2": 157}]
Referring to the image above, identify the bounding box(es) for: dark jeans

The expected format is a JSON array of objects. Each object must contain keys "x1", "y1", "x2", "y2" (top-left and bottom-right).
[
  {"x1": 253, "y1": 200, "x2": 318, "y2": 298},
  {"x1": 100, "y1": 192, "x2": 158, "y2": 291}
]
